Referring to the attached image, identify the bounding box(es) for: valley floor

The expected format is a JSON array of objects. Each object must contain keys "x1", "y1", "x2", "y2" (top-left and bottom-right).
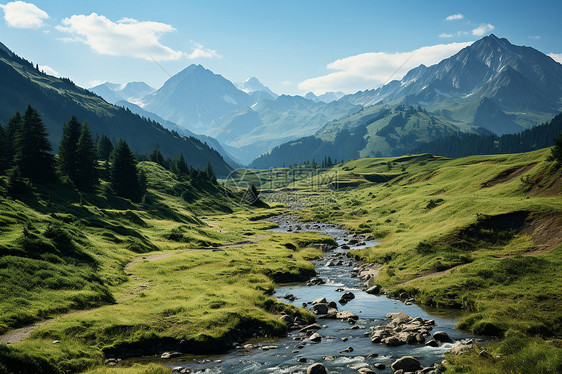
[{"x1": 1, "y1": 149, "x2": 561, "y2": 374}]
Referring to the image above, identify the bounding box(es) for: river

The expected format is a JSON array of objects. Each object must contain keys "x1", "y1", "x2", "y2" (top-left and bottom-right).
[{"x1": 148, "y1": 215, "x2": 477, "y2": 373}]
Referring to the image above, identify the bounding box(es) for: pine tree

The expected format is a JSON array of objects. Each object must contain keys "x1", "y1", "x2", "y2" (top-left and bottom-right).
[
  {"x1": 0, "y1": 124, "x2": 9, "y2": 173},
  {"x1": 110, "y1": 139, "x2": 142, "y2": 201},
  {"x1": 552, "y1": 132, "x2": 562, "y2": 164},
  {"x1": 14, "y1": 106, "x2": 55, "y2": 183},
  {"x1": 171, "y1": 154, "x2": 189, "y2": 178},
  {"x1": 149, "y1": 146, "x2": 165, "y2": 166},
  {"x1": 6, "y1": 111, "x2": 22, "y2": 166},
  {"x1": 75, "y1": 121, "x2": 99, "y2": 191},
  {"x1": 204, "y1": 161, "x2": 217, "y2": 184},
  {"x1": 138, "y1": 169, "x2": 148, "y2": 200},
  {"x1": 58, "y1": 116, "x2": 82, "y2": 180},
  {"x1": 96, "y1": 135, "x2": 113, "y2": 161},
  {"x1": 246, "y1": 183, "x2": 260, "y2": 204}
]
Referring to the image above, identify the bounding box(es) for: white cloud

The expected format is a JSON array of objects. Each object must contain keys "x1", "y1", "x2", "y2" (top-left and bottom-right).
[
  {"x1": 186, "y1": 41, "x2": 220, "y2": 59},
  {"x1": 439, "y1": 33, "x2": 454, "y2": 38},
  {"x1": 38, "y1": 65, "x2": 59, "y2": 76},
  {"x1": 55, "y1": 13, "x2": 187, "y2": 61},
  {"x1": 298, "y1": 42, "x2": 473, "y2": 95},
  {"x1": 472, "y1": 23, "x2": 495, "y2": 36},
  {"x1": 529, "y1": 35, "x2": 541, "y2": 39},
  {"x1": 446, "y1": 13, "x2": 464, "y2": 21},
  {"x1": 0, "y1": 1, "x2": 48, "y2": 29},
  {"x1": 548, "y1": 53, "x2": 562, "y2": 64}
]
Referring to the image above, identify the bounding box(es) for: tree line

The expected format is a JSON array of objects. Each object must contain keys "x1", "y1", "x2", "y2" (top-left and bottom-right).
[
  {"x1": 413, "y1": 113, "x2": 562, "y2": 159},
  {"x1": 0, "y1": 105, "x2": 217, "y2": 202}
]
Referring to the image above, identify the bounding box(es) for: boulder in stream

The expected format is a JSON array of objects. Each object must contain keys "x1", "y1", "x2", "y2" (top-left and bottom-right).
[
  {"x1": 307, "y1": 363, "x2": 327, "y2": 374},
  {"x1": 391, "y1": 356, "x2": 421, "y2": 372},
  {"x1": 307, "y1": 278, "x2": 326, "y2": 286},
  {"x1": 366, "y1": 285, "x2": 381, "y2": 295},
  {"x1": 433, "y1": 330, "x2": 452, "y2": 343},
  {"x1": 309, "y1": 332, "x2": 322, "y2": 342}
]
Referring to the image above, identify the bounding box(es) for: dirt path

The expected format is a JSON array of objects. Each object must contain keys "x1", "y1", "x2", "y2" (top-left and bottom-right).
[
  {"x1": 0, "y1": 320, "x2": 53, "y2": 345},
  {"x1": 0, "y1": 235, "x2": 269, "y2": 345}
]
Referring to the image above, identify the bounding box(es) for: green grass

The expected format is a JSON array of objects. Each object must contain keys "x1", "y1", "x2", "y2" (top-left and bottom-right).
[
  {"x1": 444, "y1": 332, "x2": 562, "y2": 374},
  {"x1": 0, "y1": 161, "x2": 336, "y2": 373},
  {"x1": 2, "y1": 149, "x2": 561, "y2": 373},
  {"x1": 283, "y1": 149, "x2": 562, "y2": 373},
  {"x1": 14, "y1": 232, "x2": 324, "y2": 372}
]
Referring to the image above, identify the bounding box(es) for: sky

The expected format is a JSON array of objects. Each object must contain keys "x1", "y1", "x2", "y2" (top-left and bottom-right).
[{"x1": 0, "y1": 0, "x2": 561, "y2": 95}]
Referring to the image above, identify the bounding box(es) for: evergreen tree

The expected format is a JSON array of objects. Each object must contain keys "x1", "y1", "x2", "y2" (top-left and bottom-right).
[
  {"x1": 75, "y1": 121, "x2": 99, "y2": 191},
  {"x1": 58, "y1": 116, "x2": 82, "y2": 180},
  {"x1": 0, "y1": 124, "x2": 9, "y2": 173},
  {"x1": 149, "y1": 146, "x2": 165, "y2": 166},
  {"x1": 14, "y1": 106, "x2": 55, "y2": 183},
  {"x1": 204, "y1": 161, "x2": 217, "y2": 184},
  {"x1": 138, "y1": 169, "x2": 148, "y2": 200},
  {"x1": 171, "y1": 154, "x2": 189, "y2": 178},
  {"x1": 6, "y1": 112, "x2": 22, "y2": 165},
  {"x1": 110, "y1": 139, "x2": 142, "y2": 201},
  {"x1": 552, "y1": 132, "x2": 562, "y2": 164},
  {"x1": 96, "y1": 135, "x2": 113, "y2": 161}
]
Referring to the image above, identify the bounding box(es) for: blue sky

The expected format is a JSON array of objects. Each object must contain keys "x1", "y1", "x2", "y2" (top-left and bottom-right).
[{"x1": 1, "y1": 0, "x2": 561, "y2": 95}]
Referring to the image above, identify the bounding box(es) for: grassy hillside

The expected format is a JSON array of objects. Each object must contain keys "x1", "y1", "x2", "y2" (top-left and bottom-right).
[
  {"x1": 0, "y1": 49, "x2": 231, "y2": 175},
  {"x1": 290, "y1": 148, "x2": 562, "y2": 373},
  {"x1": 250, "y1": 105, "x2": 482, "y2": 168},
  {"x1": 0, "y1": 161, "x2": 335, "y2": 373},
  {"x1": 2, "y1": 143, "x2": 561, "y2": 373}
]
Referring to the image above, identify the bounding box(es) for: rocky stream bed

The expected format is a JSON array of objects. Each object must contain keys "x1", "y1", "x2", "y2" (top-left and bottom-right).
[{"x1": 126, "y1": 215, "x2": 481, "y2": 373}]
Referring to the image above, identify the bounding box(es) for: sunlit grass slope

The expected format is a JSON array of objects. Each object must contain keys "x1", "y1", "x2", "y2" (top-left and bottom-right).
[
  {"x1": 295, "y1": 149, "x2": 562, "y2": 373},
  {"x1": 0, "y1": 161, "x2": 336, "y2": 373}
]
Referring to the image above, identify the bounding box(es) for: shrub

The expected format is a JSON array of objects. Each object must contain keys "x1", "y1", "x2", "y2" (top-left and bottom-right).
[
  {"x1": 0, "y1": 345, "x2": 57, "y2": 374},
  {"x1": 473, "y1": 320, "x2": 504, "y2": 337}
]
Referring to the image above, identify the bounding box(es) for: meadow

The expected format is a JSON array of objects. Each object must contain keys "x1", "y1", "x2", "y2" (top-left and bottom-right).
[
  {"x1": 0, "y1": 161, "x2": 333, "y2": 373},
  {"x1": 1, "y1": 149, "x2": 561, "y2": 373},
  {"x1": 292, "y1": 149, "x2": 562, "y2": 373}
]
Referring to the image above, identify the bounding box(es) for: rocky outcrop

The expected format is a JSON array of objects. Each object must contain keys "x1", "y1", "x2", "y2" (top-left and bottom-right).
[{"x1": 370, "y1": 313, "x2": 444, "y2": 347}]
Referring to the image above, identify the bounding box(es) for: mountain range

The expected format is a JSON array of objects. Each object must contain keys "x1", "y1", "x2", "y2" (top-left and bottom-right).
[
  {"x1": 97, "y1": 65, "x2": 361, "y2": 164},
  {"x1": 19, "y1": 34, "x2": 562, "y2": 169},
  {"x1": 251, "y1": 34, "x2": 562, "y2": 167},
  {"x1": 305, "y1": 91, "x2": 345, "y2": 103},
  {"x1": 90, "y1": 81, "x2": 155, "y2": 106},
  {"x1": 236, "y1": 77, "x2": 278, "y2": 101},
  {"x1": 0, "y1": 43, "x2": 232, "y2": 175}
]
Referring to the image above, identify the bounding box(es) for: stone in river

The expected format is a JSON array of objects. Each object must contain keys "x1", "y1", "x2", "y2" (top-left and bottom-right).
[
  {"x1": 299, "y1": 323, "x2": 322, "y2": 332},
  {"x1": 309, "y1": 332, "x2": 322, "y2": 342},
  {"x1": 366, "y1": 285, "x2": 381, "y2": 295},
  {"x1": 312, "y1": 297, "x2": 328, "y2": 305},
  {"x1": 306, "y1": 363, "x2": 327, "y2": 374},
  {"x1": 391, "y1": 356, "x2": 422, "y2": 372},
  {"x1": 433, "y1": 330, "x2": 452, "y2": 343},
  {"x1": 425, "y1": 339, "x2": 439, "y2": 347},
  {"x1": 160, "y1": 351, "x2": 181, "y2": 359}
]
